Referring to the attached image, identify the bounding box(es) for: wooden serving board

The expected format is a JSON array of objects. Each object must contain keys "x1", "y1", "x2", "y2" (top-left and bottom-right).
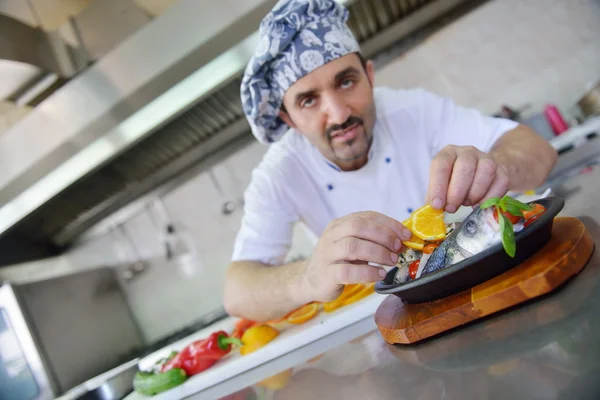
[{"x1": 374, "y1": 217, "x2": 595, "y2": 345}]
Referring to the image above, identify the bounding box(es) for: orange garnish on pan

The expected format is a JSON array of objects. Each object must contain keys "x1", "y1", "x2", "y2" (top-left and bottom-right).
[
  {"x1": 400, "y1": 218, "x2": 425, "y2": 251},
  {"x1": 410, "y1": 204, "x2": 446, "y2": 241}
]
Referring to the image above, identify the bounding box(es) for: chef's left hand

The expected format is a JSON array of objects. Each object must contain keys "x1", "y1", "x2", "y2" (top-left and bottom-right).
[{"x1": 426, "y1": 145, "x2": 510, "y2": 213}]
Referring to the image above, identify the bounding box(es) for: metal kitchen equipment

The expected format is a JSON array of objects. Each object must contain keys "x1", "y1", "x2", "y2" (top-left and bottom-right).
[
  {"x1": 0, "y1": 267, "x2": 145, "y2": 399},
  {"x1": 73, "y1": 359, "x2": 140, "y2": 400}
]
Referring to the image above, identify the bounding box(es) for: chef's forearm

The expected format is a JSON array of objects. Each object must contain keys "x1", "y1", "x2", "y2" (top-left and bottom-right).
[
  {"x1": 223, "y1": 259, "x2": 310, "y2": 322},
  {"x1": 490, "y1": 124, "x2": 558, "y2": 191}
]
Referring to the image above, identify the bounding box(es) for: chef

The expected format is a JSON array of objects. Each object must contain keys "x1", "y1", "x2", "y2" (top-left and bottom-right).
[{"x1": 223, "y1": 0, "x2": 557, "y2": 321}]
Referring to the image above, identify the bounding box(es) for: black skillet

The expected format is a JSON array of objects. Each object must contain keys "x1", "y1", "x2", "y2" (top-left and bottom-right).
[{"x1": 375, "y1": 196, "x2": 565, "y2": 304}]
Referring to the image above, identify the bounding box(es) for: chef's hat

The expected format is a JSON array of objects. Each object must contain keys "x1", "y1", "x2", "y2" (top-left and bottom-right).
[{"x1": 240, "y1": 0, "x2": 361, "y2": 144}]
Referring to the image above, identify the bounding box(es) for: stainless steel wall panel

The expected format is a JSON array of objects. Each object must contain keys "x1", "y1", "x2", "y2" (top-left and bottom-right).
[{"x1": 0, "y1": 0, "x2": 277, "y2": 205}]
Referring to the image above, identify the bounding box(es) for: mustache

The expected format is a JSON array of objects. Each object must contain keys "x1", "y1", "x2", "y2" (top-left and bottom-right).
[{"x1": 326, "y1": 116, "x2": 364, "y2": 140}]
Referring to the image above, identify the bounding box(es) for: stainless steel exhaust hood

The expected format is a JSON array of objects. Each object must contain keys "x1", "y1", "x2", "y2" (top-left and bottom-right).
[{"x1": 0, "y1": 0, "x2": 482, "y2": 266}]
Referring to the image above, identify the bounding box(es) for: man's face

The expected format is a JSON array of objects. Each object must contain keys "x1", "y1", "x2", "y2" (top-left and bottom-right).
[{"x1": 279, "y1": 53, "x2": 376, "y2": 171}]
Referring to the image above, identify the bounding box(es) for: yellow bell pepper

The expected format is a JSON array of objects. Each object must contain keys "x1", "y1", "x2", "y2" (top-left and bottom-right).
[{"x1": 240, "y1": 324, "x2": 279, "y2": 355}]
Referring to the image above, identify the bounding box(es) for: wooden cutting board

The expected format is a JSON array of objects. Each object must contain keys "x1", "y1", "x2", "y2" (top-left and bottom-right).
[{"x1": 375, "y1": 217, "x2": 595, "y2": 345}]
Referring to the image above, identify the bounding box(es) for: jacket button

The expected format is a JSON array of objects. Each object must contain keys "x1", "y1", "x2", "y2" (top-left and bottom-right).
[
  {"x1": 327, "y1": 184, "x2": 334, "y2": 191},
  {"x1": 385, "y1": 157, "x2": 391, "y2": 163}
]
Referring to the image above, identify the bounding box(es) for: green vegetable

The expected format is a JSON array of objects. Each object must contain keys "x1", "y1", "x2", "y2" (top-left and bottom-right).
[
  {"x1": 133, "y1": 368, "x2": 187, "y2": 396},
  {"x1": 500, "y1": 196, "x2": 533, "y2": 213},
  {"x1": 480, "y1": 195, "x2": 532, "y2": 258},
  {"x1": 481, "y1": 195, "x2": 533, "y2": 216},
  {"x1": 480, "y1": 196, "x2": 501, "y2": 209},
  {"x1": 498, "y1": 212, "x2": 516, "y2": 257}
]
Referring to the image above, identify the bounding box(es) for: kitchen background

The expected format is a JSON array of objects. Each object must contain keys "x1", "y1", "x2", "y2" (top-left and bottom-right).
[{"x1": 1, "y1": 0, "x2": 599, "y2": 361}]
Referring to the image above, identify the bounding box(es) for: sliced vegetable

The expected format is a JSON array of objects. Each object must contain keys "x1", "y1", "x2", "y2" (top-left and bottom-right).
[
  {"x1": 492, "y1": 207, "x2": 521, "y2": 224},
  {"x1": 523, "y1": 203, "x2": 546, "y2": 221},
  {"x1": 240, "y1": 324, "x2": 279, "y2": 355},
  {"x1": 524, "y1": 213, "x2": 542, "y2": 227},
  {"x1": 133, "y1": 368, "x2": 187, "y2": 396},
  {"x1": 408, "y1": 260, "x2": 420, "y2": 280},
  {"x1": 423, "y1": 243, "x2": 439, "y2": 254}
]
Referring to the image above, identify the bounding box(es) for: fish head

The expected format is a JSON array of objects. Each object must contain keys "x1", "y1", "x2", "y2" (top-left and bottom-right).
[
  {"x1": 420, "y1": 206, "x2": 500, "y2": 277},
  {"x1": 453, "y1": 206, "x2": 501, "y2": 257}
]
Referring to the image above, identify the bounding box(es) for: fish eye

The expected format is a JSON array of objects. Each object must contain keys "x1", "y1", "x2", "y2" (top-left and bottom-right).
[{"x1": 464, "y1": 220, "x2": 477, "y2": 236}]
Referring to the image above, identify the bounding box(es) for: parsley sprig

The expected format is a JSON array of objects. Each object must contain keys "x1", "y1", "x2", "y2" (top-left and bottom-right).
[{"x1": 480, "y1": 195, "x2": 533, "y2": 257}]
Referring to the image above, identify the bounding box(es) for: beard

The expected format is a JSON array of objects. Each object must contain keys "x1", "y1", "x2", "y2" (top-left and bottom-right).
[{"x1": 325, "y1": 115, "x2": 373, "y2": 163}]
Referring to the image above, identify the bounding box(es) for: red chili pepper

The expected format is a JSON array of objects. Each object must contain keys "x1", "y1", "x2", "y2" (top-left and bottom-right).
[
  {"x1": 162, "y1": 331, "x2": 242, "y2": 376},
  {"x1": 161, "y1": 351, "x2": 184, "y2": 372}
]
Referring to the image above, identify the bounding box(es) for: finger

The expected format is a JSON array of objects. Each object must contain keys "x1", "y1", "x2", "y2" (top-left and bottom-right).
[
  {"x1": 478, "y1": 167, "x2": 510, "y2": 204},
  {"x1": 466, "y1": 157, "x2": 497, "y2": 206},
  {"x1": 427, "y1": 147, "x2": 457, "y2": 210},
  {"x1": 333, "y1": 237, "x2": 399, "y2": 266},
  {"x1": 332, "y1": 215, "x2": 405, "y2": 253},
  {"x1": 344, "y1": 211, "x2": 412, "y2": 243},
  {"x1": 445, "y1": 154, "x2": 478, "y2": 213},
  {"x1": 333, "y1": 263, "x2": 387, "y2": 284}
]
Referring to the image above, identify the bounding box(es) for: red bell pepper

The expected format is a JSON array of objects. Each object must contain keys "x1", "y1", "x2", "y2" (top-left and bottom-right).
[{"x1": 162, "y1": 330, "x2": 242, "y2": 376}]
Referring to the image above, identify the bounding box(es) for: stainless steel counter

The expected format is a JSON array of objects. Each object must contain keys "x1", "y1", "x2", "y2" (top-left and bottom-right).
[{"x1": 182, "y1": 142, "x2": 600, "y2": 400}]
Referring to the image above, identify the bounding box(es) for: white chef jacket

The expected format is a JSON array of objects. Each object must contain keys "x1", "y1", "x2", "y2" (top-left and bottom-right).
[{"x1": 231, "y1": 87, "x2": 518, "y2": 265}]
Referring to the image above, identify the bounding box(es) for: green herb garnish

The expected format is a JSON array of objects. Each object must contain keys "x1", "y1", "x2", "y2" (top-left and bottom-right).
[
  {"x1": 498, "y1": 212, "x2": 516, "y2": 257},
  {"x1": 480, "y1": 195, "x2": 533, "y2": 258}
]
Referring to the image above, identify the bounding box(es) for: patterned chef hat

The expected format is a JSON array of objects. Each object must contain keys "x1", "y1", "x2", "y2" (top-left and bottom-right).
[{"x1": 240, "y1": 0, "x2": 361, "y2": 144}]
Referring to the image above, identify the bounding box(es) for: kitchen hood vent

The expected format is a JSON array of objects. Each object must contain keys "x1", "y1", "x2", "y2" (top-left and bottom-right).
[{"x1": 0, "y1": 0, "x2": 483, "y2": 266}]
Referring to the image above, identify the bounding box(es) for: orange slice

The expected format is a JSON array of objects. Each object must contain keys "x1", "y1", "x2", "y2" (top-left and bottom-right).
[
  {"x1": 323, "y1": 284, "x2": 363, "y2": 312},
  {"x1": 400, "y1": 218, "x2": 425, "y2": 251},
  {"x1": 410, "y1": 204, "x2": 446, "y2": 241},
  {"x1": 286, "y1": 302, "x2": 320, "y2": 324},
  {"x1": 341, "y1": 283, "x2": 375, "y2": 306}
]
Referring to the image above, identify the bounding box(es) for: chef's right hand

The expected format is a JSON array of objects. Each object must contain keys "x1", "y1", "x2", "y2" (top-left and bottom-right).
[{"x1": 300, "y1": 211, "x2": 412, "y2": 303}]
